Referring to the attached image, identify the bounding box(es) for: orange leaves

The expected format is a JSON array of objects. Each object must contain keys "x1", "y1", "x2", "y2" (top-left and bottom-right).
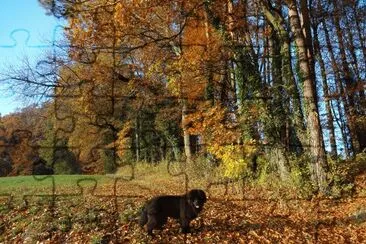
[
  {"x1": 114, "y1": 2, "x2": 125, "y2": 27},
  {"x1": 2, "y1": 175, "x2": 366, "y2": 242},
  {"x1": 115, "y1": 120, "x2": 133, "y2": 159},
  {"x1": 185, "y1": 102, "x2": 220, "y2": 134},
  {"x1": 167, "y1": 58, "x2": 207, "y2": 99},
  {"x1": 186, "y1": 102, "x2": 239, "y2": 145},
  {"x1": 163, "y1": 2, "x2": 226, "y2": 100},
  {"x1": 185, "y1": 101, "x2": 258, "y2": 178}
]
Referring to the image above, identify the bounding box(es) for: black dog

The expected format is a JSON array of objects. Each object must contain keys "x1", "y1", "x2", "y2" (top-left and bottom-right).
[{"x1": 139, "y1": 189, "x2": 207, "y2": 235}]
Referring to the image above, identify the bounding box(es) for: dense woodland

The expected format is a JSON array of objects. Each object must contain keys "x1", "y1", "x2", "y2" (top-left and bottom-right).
[{"x1": 0, "y1": 0, "x2": 365, "y2": 194}]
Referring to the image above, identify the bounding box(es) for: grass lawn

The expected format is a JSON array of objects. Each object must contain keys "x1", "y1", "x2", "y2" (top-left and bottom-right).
[{"x1": 0, "y1": 175, "x2": 111, "y2": 195}]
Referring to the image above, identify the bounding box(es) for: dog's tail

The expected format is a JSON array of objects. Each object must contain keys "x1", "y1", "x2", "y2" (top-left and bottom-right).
[{"x1": 139, "y1": 206, "x2": 148, "y2": 227}]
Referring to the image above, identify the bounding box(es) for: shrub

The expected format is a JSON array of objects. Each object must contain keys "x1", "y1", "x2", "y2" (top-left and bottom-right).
[
  {"x1": 186, "y1": 155, "x2": 216, "y2": 181},
  {"x1": 208, "y1": 139, "x2": 257, "y2": 179},
  {"x1": 326, "y1": 152, "x2": 366, "y2": 197}
]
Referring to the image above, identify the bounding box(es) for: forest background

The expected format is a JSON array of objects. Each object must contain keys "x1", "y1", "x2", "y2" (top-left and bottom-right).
[{"x1": 0, "y1": 0, "x2": 365, "y2": 196}]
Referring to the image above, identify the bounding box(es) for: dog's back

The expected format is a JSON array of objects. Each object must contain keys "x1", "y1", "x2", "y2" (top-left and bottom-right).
[{"x1": 148, "y1": 195, "x2": 181, "y2": 218}]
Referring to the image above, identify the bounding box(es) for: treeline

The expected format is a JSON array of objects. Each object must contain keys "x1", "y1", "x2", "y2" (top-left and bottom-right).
[
  {"x1": 0, "y1": 104, "x2": 78, "y2": 176},
  {"x1": 1, "y1": 0, "x2": 365, "y2": 194}
]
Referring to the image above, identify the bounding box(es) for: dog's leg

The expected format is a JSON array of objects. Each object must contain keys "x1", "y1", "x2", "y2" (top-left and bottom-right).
[
  {"x1": 139, "y1": 207, "x2": 148, "y2": 227},
  {"x1": 180, "y1": 218, "x2": 191, "y2": 233},
  {"x1": 147, "y1": 214, "x2": 157, "y2": 235},
  {"x1": 156, "y1": 216, "x2": 167, "y2": 230}
]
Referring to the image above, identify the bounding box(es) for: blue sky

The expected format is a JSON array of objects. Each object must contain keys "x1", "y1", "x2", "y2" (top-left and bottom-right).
[{"x1": 0, "y1": 0, "x2": 63, "y2": 115}]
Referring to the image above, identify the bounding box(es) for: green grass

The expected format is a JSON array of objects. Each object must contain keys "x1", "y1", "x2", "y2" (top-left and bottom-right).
[
  {"x1": 0, "y1": 160, "x2": 211, "y2": 198},
  {"x1": 0, "y1": 175, "x2": 111, "y2": 195}
]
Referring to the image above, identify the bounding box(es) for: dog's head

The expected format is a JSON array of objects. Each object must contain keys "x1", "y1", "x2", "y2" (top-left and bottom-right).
[{"x1": 187, "y1": 189, "x2": 207, "y2": 212}]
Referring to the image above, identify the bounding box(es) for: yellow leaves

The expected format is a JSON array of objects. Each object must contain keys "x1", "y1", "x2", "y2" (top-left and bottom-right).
[
  {"x1": 114, "y1": 2, "x2": 125, "y2": 27},
  {"x1": 211, "y1": 144, "x2": 247, "y2": 178},
  {"x1": 166, "y1": 56, "x2": 207, "y2": 99},
  {"x1": 145, "y1": 60, "x2": 163, "y2": 81},
  {"x1": 116, "y1": 121, "x2": 133, "y2": 159},
  {"x1": 184, "y1": 102, "x2": 259, "y2": 178},
  {"x1": 208, "y1": 139, "x2": 257, "y2": 178}
]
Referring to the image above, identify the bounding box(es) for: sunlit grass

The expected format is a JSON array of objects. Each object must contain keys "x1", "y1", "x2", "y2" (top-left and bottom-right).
[{"x1": 0, "y1": 175, "x2": 110, "y2": 195}]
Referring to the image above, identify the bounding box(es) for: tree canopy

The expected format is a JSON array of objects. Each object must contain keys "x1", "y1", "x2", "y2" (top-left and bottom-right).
[{"x1": 1, "y1": 0, "x2": 365, "y2": 194}]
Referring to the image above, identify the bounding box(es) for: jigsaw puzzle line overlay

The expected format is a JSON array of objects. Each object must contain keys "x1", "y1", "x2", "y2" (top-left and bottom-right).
[
  {"x1": 0, "y1": 26, "x2": 65, "y2": 48},
  {"x1": 1, "y1": 25, "x2": 365, "y2": 243}
]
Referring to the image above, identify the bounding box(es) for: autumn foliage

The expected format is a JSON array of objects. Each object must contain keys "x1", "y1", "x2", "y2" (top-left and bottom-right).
[
  {"x1": 1, "y1": 1, "x2": 366, "y2": 242},
  {"x1": 0, "y1": 0, "x2": 363, "y2": 197}
]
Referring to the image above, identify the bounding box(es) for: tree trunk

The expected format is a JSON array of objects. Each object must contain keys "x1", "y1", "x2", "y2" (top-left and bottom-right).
[
  {"x1": 135, "y1": 113, "x2": 140, "y2": 162},
  {"x1": 333, "y1": 11, "x2": 360, "y2": 154},
  {"x1": 353, "y1": 2, "x2": 366, "y2": 66},
  {"x1": 182, "y1": 100, "x2": 192, "y2": 163},
  {"x1": 286, "y1": 0, "x2": 327, "y2": 192},
  {"x1": 261, "y1": 0, "x2": 306, "y2": 146},
  {"x1": 321, "y1": 14, "x2": 352, "y2": 155},
  {"x1": 312, "y1": 20, "x2": 337, "y2": 158},
  {"x1": 320, "y1": 6, "x2": 361, "y2": 156},
  {"x1": 260, "y1": 1, "x2": 292, "y2": 180},
  {"x1": 332, "y1": 100, "x2": 351, "y2": 157}
]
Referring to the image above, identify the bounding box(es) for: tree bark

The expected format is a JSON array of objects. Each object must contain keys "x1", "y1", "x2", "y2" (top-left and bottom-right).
[
  {"x1": 182, "y1": 100, "x2": 192, "y2": 163},
  {"x1": 333, "y1": 10, "x2": 361, "y2": 154},
  {"x1": 286, "y1": 0, "x2": 327, "y2": 192},
  {"x1": 261, "y1": 0, "x2": 305, "y2": 142},
  {"x1": 312, "y1": 19, "x2": 337, "y2": 158}
]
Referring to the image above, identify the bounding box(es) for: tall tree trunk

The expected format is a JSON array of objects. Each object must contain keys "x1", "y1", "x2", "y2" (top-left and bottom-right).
[
  {"x1": 204, "y1": 1, "x2": 215, "y2": 103},
  {"x1": 333, "y1": 10, "x2": 361, "y2": 154},
  {"x1": 260, "y1": 1, "x2": 292, "y2": 180},
  {"x1": 343, "y1": 6, "x2": 365, "y2": 116},
  {"x1": 321, "y1": 14, "x2": 352, "y2": 156},
  {"x1": 299, "y1": 0, "x2": 316, "y2": 82},
  {"x1": 332, "y1": 101, "x2": 351, "y2": 157},
  {"x1": 344, "y1": 12, "x2": 361, "y2": 83},
  {"x1": 286, "y1": 0, "x2": 327, "y2": 192},
  {"x1": 227, "y1": 0, "x2": 238, "y2": 107},
  {"x1": 312, "y1": 20, "x2": 337, "y2": 158},
  {"x1": 182, "y1": 100, "x2": 192, "y2": 163},
  {"x1": 135, "y1": 113, "x2": 140, "y2": 162},
  {"x1": 353, "y1": 1, "x2": 366, "y2": 65},
  {"x1": 261, "y1": 0, "x2": 305, "y2": 146}
]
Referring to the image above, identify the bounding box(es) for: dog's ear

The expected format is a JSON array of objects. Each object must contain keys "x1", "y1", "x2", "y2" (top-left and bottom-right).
[
  {"x1": 200, "y1": 190, "x2": 207, "y2": 202},
  {"x1": 186, "y1": 190, "x2": 199, "y2": 205},
  {"x1": 187, "y1": 190, "x2": 195, "y2": 202}
]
